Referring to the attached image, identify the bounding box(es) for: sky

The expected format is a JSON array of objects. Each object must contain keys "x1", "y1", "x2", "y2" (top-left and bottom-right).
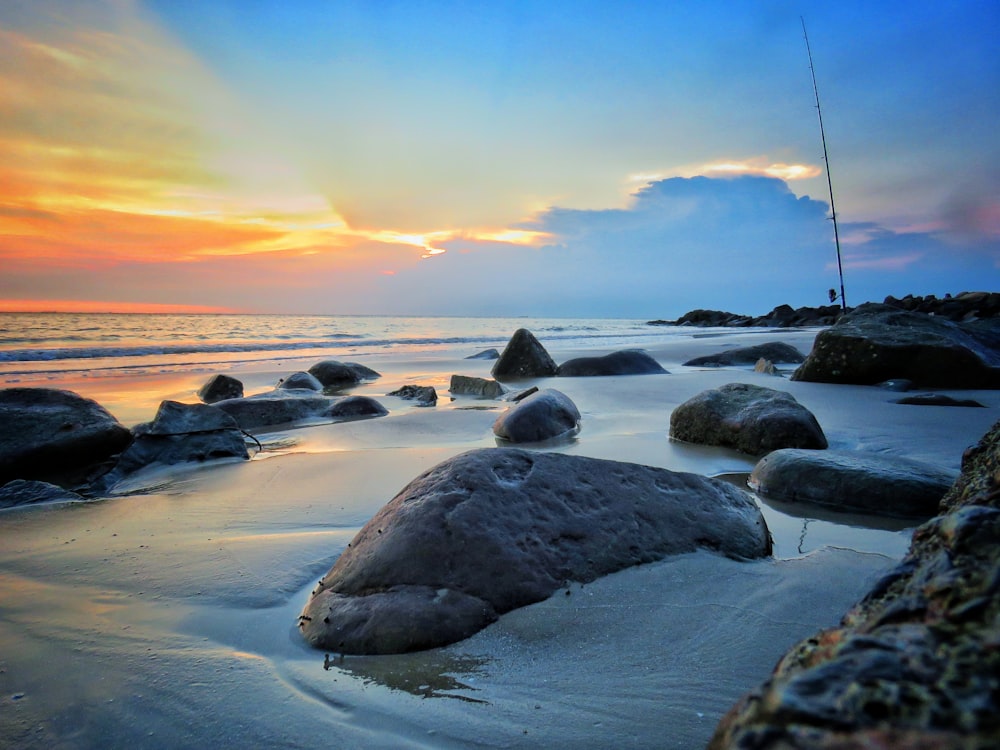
[{"x1": 0, "y1": 0, "x2": 997, "y2": 318}]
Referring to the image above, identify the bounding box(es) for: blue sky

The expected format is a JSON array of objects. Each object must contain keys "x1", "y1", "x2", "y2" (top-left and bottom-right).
[{"x1": 1, "y1": 0, "x2": 996, "y2": 315}]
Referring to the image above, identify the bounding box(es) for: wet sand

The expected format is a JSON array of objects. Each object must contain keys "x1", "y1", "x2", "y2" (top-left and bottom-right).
[{"x1": 1, "y1": 329, "x2": 997, "y2": 748}]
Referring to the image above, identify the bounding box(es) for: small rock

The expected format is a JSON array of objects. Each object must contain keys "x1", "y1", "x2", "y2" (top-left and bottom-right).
[
  {"x1": 449, "y1": 375, "x2": 506, "y2": 399},
  {"x1": 327, "y1": 395, "x2": 388, "y2": 420},
  {"x1": 493, "y1": 388, "x2": 581, "y2": 443},
  {"x1": 388, "y1": 385, "x2": 437, "y2": 406},
  {"x1": 278, "y1": 372, "x2": 324, "y2": 391},
  {"x1": 491, "y1": 329, "x2": 558, "y2": 381},
  {"x1": 466, "y1": 348, "x2": 500, "y2": 360},
  {"x1": 894, "y1": 394, "x2": 985, "y2": 407},
  {"x1": 198, "y1": 374, "x2": 244, "y2": 403}
]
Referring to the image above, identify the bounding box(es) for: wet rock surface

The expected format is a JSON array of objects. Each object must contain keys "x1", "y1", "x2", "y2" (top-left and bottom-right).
[
  {"x1": 300, "y1": 448, "x2": 772, "y2": 654},
  {"x1": 197, "y1": 373, "x2": 244, "y2": 403},
  {"x1": 683, "y1": 342, "x2": 806, "y2": 367},
  {"x1": 213, "y1": 391, "x2": 335, "y2": 430},
  {"x1": 388, "y1": 385, "x2": 437, "y2": 406},
  {"x1": 556, "y1": 349, "x2": 667, "y2": 376},
  {"x1": 749, "y1": 448, "x2": 957, "y2": 519},
  {"x1": 710, "y1": 418, "x2": 1000, "y2": 749},
  {"x1": 669, "y1": 383, "x2": 827, "y2": 456},
  {"x1": 307, "y1": 360, "x2": 381, "y2": 389},
  {"x1": 491, "y1": 329, "x2": 558, "y2": 381},
  {"x1": 449, "y1": 374, "x2": 506, "y2": 399},
  {"x1": 492, "y1": 388, "x2": 581, "y2": 443},
  {"x1": 278, "y1": 372, "x2": 324, "y2": 391},
  {"x1": 327, "y1": 395, "x2": 389, "y2": 420},
  {"x1": 0, "y1": 479, "x2": 86, "y2": 509}
]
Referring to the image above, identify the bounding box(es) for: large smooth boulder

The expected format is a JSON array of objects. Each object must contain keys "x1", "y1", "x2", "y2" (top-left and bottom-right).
[
  {"x1": 683, "y1": 342, "x2": 805, "y2": 367},
  {"x1": 749, "y1": 448, "x2": 957, "y2": 518},
  {"x1": 792, "y1": 305, "x2": 1000, "y2": 388},
  {"x1": 491, "y1": 329, "x2": 558, "y2": 381},
  {"x1": 0, "y1": 388, "x2": 132, "y2": 486},
  {"x1": 307, "y1": 360, "x2": 381, "y2": 389},
  {"x1": 492, "y1": 388, "x2": 581, "y2": 443},
  {"x1": 557, "y1": 350, "x2": 668, "y2": 376},
  {"x1": 449, "y1": 374, "x2": 506, "y2": 399},
  {"x1": 0, "y1": 479, "x2": 85, "y2": 509},
  {"x1": 670, "y1": 383, "x2": 827, "y2": 456},
  {"x1": 299, "y1": 448, "x2": 772, "y2": 654},
  {"x1": 197, "y1": 374, "x2": 243, "y2": 404},
  {"x1": 710, "y1": 419, "x2": 1000, "y2": 748},
  {"x1": 214, "y1": 391, "x2": 334, "y2": 430}
]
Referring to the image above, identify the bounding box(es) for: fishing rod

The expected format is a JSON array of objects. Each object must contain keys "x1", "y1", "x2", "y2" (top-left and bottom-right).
[{"x1": 802, "y1": 17, "x2": 847, "y2": 313}]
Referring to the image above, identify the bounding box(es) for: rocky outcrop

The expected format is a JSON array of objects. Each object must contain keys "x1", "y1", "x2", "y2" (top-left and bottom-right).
[
  {"x1": 449, "y1": 374, "x2": 506, "y2": 399},
  {"x1": 882, "y1": 290, "x2": 1000, "y2": 321},
  {"x1": 98, "y1": 401, "x2": 249, "y2": 488},
  {"x1": 299, "y1": 448, "x2": 772, "y2": 654},
  {"x1": 650, "y1": 304, "x2": 844, "y2": 328},
  {"x1": 791, "y1": 305, "x2": 1000, "y2": 388},
  {"x1": 0, "y1": 479, "x2": 86, "y2": 509},
  {"x1": 0, "y1": 388, "x2": 132, "y2": 487},
  {"x1": 198, "y1": 374, "x2": 243, "y2": 404},
  {"x1": 749, "y1": 448, "x2": 957, "y2": 518},
  {"x1": 710, "y1": 418, "x2": 1000, "y2": 748},
  {"x1": 307, "y1": 360, "x2": 381, "y2": 389},
  {"x1": 492, "y1": 388, "x2": 581, "y2": 443},
  {"x1": 491, "y1": 329, "x2": 558, "y2": 381},
  {"x1": 669, "y1": 383, "x2": 827, "y2": 456},
  {"x1": 387, "y1": 385, "x2": 437, "y2": 406},
  {"x1": 278, "y1": 372, "x2": 324, "y2": 391},
  {"x1": 683, "y1": 342, "x2": 806, "y2": 367},
  {"x1": 556, "y1": 350, "x2": 668, "y2": 376}
]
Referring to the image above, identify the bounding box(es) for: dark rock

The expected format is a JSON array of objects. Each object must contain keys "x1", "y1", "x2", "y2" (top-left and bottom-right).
[
  {"x1": 449, "y1": 374, "x2": 506, "y2": 399},
  {"x1": 0, "y1": 388, "x2": 132, "y2": 486},
  {"x1": 388, "y1": 385, "x2": 437, "y2": 406},
  {"x1": 683, "y1": 342, "x2": 806, "y2": 367},
  {"x1": 214, "y1": 391, "x2": 334, "y2": 430},
  {"x1": 308, "y1": 360, "x2": 381, "y2": 388},
  {"x1": 0, "y1": 479, "x2": 86, "y2": 509},
  {"x1": 669, "y1": 383, "x2": 827, "y2": 456},
  {"x1": 710, "y1": 418, "x2": 1000, "y2": 748},
  {"x1": 894, "y1": 394, "x2": 985, "y2": 407},
  {"x1": 492, "y1": 388, "x2": 581, "y2": 443},
  {"x1": 198, "y1": 374, "x2": 244, "y2": 404},
  {"x1": 557, "y1": 350, "x2": 668, "y2": 376},
  {"x1": 791, "y1": 305, "x2": 1000, "y2": 388},
  {"x1": 490, "y1": 329, "x2": 558, "y2": 381},
  {"x1": 278, "y1": 372, "x2": 324, "y2": 391},
  {"x1": 749, "y1": 448, "x2": 956, "y2": 518},
  {"x1": 466, "y1": 348, "x2": 500, "y2": 360},
  {"x1": 877, "y1": 378, "x2": 915, "y2": 392},
  {"x1": 300, "y1": 448, "x2": 772, "y2": 654},
  {"x1": 327, "y1": 395, "x2": 388, "y2": 420}
]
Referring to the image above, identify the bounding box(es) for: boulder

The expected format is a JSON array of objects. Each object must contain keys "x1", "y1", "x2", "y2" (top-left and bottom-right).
[
  {"x1": 753, "y1": 358, "x2": 778, "y2": 375},
  {"x1": 99, "y1": 401, "x2": 249, "y2": 488},
  {"x1": 894, "y1": 393, "x2": 985, "y2": 407},
  {"x1": 490, "y1": 329, "x2": 558, "y2": 381},
  {"x1": 492, "y1": 388, "x2": 581, "y2": 443},
  {"x1": 327, "y1": 395, "x2": 388, "y2": 420},
  {"x1": 710, "y1": 419, "x2": 1000, "y2": 748},
  {"x1": 683, "y1": 342, "x2": 806, "y2": 367},
  {"x1": 214, "y1": 391, "x2": 334, "y2": 430},
  {"x1": 0, "y1": 388, "x2": 132, "y2": 486},
  {"x1": 278, "y1": 371, "x2": 324, "y2": 391},
  {"x1": 388, "y1": 385, "x2": 437, "y2": 406},
  {"x1": 556, "y1": 350, "x2": 668, "y2": 376},
  {"x1": 466, "y1": 348, "x2": 500, "y2": 360},
  {"x1": 669, "y1": 383, "x2": 827, "y2": 455},
  {"x1": 749, "y1": 448, "x2": 957, "y2": 518},
  {"x1": 197, "y1": 374, "x2": 243, "y2": 404},
  {"x1": 308, "y1": 360, "x2": 381, "y2": 389},
  {"x1": 0, "y1": 479, "x2": 86, "y2": 510},
  {"x1": 299, "y1": 448, "x2": 772, "y2": 654},
  {"x1": 791, "y1": 305, "x2": 1000, "y2": 388},
  {"x1": 449, "y1": 374, "x2": 506, "y2": 399}
]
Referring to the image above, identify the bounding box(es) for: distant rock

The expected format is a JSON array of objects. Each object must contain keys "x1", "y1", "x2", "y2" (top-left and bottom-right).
[
  {"x1": 749, "y1": 448, "x2": 956, "y2": 518},
  {"x1": 492, "y1": 388, "x2": 581, "y2": 443},
  {"x1": 711, "y1": 418, "x2": 1000, "y2": 748},
  {"x1": 307, "y1": 360, "x2": 381, "y2": 389},
  {"x1": 669, "y1": 383, "x2": 827, "y2": 455},
  {"x1": 791, "y1": 305, "x2": 1000, "y2": 388},
  {"x1": 877, "y1": 378, "x2": 915, "y2": 392},
  {"x1": 0, "y1": 479, "x2": 86, "y2": 510},
  {"x1": 683, "y1": 342, "x2": 805, "y2": 367},
  {"x1": 650, "y1": 304, "x2": 843, "y2": 328},
  {"x1": 278, "y1": 372, "x2": 324, "y2": 391},
  {"x1": 449, "y1": 374, "x2": 506, "y2": 399},
  {"x1": 198, "y1": 374, "x2": 244, "y2": 404},
  {"x1": 894, "y1": 393, "x2": 985, "y2": 407},
  {"x1": 388, "y1": 385, "x2": 437, "y2": 406},
  {"x1": 491, "y1": 329, "x2": 558, "y2": 381},
  {"x1": 556, "y1": 350, "x2": 667, "y2": 376},
  {"x1": 0, "y1": 387, "x2": 132, "y2": 487},
  {"x1": 327, "y1": 395, "x2": 388, "y2": 420},
  {"x1": 466, "y1": 348, "x2": 500, "y2": 360},
  {"x1": 299, "y1": 448, "x2": 772, "y2": 654}
]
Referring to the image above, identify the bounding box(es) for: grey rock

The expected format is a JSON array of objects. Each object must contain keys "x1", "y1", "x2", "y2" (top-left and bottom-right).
[
  {"x1": 387, "y1": 385, "x2": 437, "y2": 406},
  {"x1": 557, "y1": 350, "x2": 668, "y2": 376},
  {"x1": 493, "y1": 388, "x2": 581, "y2": 443},
  {"x1": 466, "y1": 348, "x2": 500, "y2": 360},
  {"x1": 449, "y1": 374, "x2": 506, "y2": 399},
  {"x1": 669, "y1": 382, "x2": 827, "y2": 455},
  {"x1": 308, "y1": 360, "x2": 381, "y2": 388},
  {"x1": 327, "y1": 395, "x2": 388, "y2": 420},
  {"x1": 278, "y1": 372, "x2": 324, "y2": 391},
  {"x1": 214, "y1": 391, "x2": 334, "y2": 430},
  {"x1": 684, "y1": 342, "x2": 806, "y2": 367},
  {"x1": 0, "y1": 479, "x2": 86, "y2": 509},
  {"x1": 197, "y1": 374, "x2": 243, "y2": 404},
  {"x1": 491, "y1": 329, "x2": 558, "y2": 381},
  {"x1": 299, "y1": 448, "x2": 772, "y2": 654},
  {"x1": 877, "y1": 378, "x2": 915, "y2": 392},
  {"x1": 0, "y1": 388, "x2": 132, "y2": 486},
  {"x1": 749, "y1": 448, "x2": 956, "y2": 518},
  {"x1": 894, "y1": 393, "x2": 985, "y2": 407},
  {"x1": 791, "y1": 305, "x2": 1000, "y2": 388}
]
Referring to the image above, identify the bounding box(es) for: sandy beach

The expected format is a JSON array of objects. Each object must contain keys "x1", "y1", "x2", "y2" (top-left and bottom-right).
[{"x1": 2, "y1": 327, "x2": 998, "y2": 748}]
